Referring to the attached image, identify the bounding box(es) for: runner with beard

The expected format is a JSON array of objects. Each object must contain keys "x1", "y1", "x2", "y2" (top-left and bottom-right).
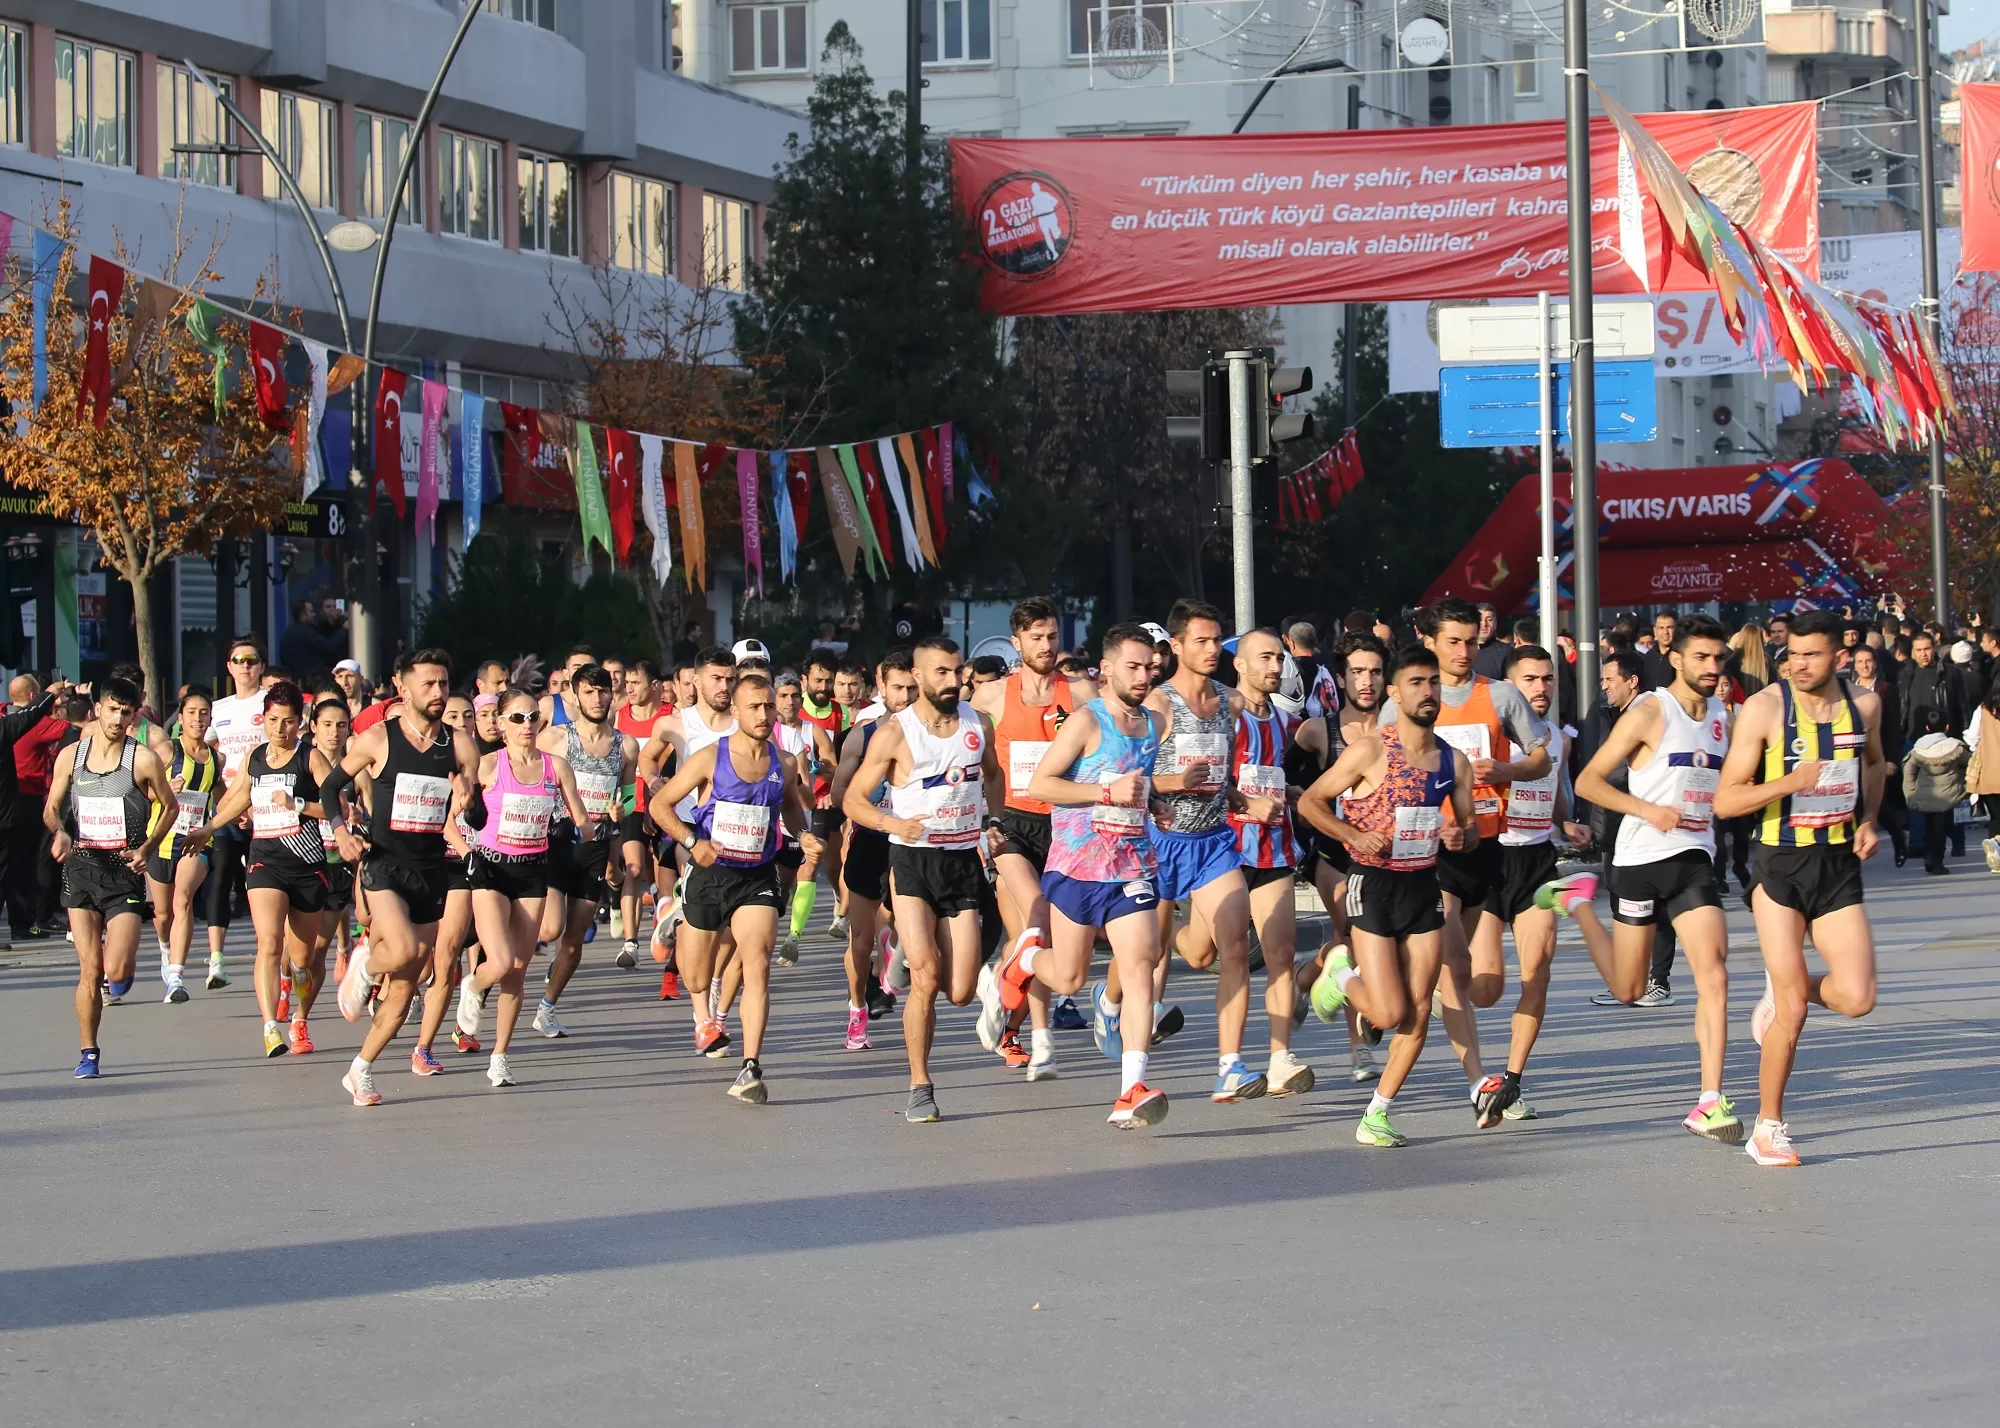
[
  {"x1": 307, "y1": 697, "x2": 364, "y2": 1051},
  {"x1": 845, "y1": 637, "x2": 1004, "y2": 1123},
  {"x1": 640, "y1": 648, "x2": 739, "y2": 986},
  {"x1": 770, "y1": 671, "x2": 834, "y2": 966},
  {"x1": 612, "y1": 659, "x2": 667, "y2": 969},
  {"x1": 789, "y1": 651, "x2": 850, "y2": 949},
  {"x1": 1298, "y1": 645, "x2": 1475, "y2": 1147},
  {"x1": 1573, "y1": 614, "x2": 1742, "y2": 1146}
]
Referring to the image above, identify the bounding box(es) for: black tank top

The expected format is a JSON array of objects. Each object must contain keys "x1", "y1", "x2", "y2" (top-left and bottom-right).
[
  {"x1": 246, "y1": 743, "x2": 325, "y2": 865},
  {"x1": 372, "y1": 716, "x2": 457, "y2": 863}
]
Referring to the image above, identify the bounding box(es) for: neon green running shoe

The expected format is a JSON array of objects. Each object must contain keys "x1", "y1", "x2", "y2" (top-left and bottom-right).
[
  {"x1": 1354, "y1": 1106, "x2": 1407, "y2": 1148},
  {"x1": 1682, "y1": 1094, "x2": 1744, "y2": 1144},
  {"x1": 1501, "y1": 1097, "x2": 1538, "y2": 1122},
  {"x1": 1310, "y1": 947, "x2": 1353, "y2": 1023}
]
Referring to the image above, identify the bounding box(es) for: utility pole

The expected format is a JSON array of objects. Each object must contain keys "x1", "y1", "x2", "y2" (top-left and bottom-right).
[
  {"x1": 1225, "y1": 351, "x2": 1260, "y2": 632},
  {"x1": 1341, "y1": 83, "x2": 1361, "y2": 430},
  {"x1": 1915, "y1": 0, "x2": 1951, "y2": 626},
  {"x1": 907, "y1": 0, "x2": 924, "y2": 173},
  {"x1": 1563, "y1": 0, "x2": 1600, "y2": 714}
]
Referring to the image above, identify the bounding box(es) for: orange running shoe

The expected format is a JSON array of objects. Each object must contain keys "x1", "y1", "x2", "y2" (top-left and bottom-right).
[
  {"x1": 998, "y1": 1031, "x2": 1031, "y2": 1069},
  {"x1": 1745, "y1": 1119, "x2": 1801, "y2": 1167},
  {"x1": 1108, "y1": 1082, "x2": 1169, "y2": 1128},
  {"x1": 452, "y1": 1028, "x2": 481, "y2": 1054},
  {"x1": 694, "y1": 1018, "x2": 731, "y2": 1057},
  {"x1": 276, "y1": 974, "x2": 292, "y2": 1023},
  {"x1": 660, "y1": 967, "x2": 681, "y2": 1000},
  {"x1": 290, "y1": 1020, "x2": 314, "y2": 1055}
]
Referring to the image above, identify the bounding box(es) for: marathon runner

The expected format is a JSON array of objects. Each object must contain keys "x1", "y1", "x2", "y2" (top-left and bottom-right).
[
  {"x1": 1573, "y1": 614, "x2": 1743, "y2": 1146},
  {"x1": 1299, "y1": 645, "x2": 1475, "y2": 1147},
  {"x1": 845, "y1": 637, "x2": 1003, "y2": 1122},
  {"x1": 650, "y1": 672, "x2": 819, "y2": 1104},
  {"x1": 790, "y1": 651, "x2": 851, "y2": 952},
  {"x1": 828, "y1": 651, "x2": 919, "y2": 1048},
  {"x1": 640, "y1": 648, "x2": 739, "y2": 1010},
  {"x1": 1713, "y1": 609, "x2": 1886, "y2": 1167},
  {"x1": 205, "y1": 636, "x2": 273, "y2": 990},
  {"x1": 771, "y1": 671, "x2": 835, "y2": 966},
  {"x1": 324, "y1": 649, "x2": 483, "y2": 1108},
  {"x1": 149, "y1": 688, "x2": 217, "y2": 1005},
  {"x1": 612, "y1": 658, "x2": 667, "y2": 968},
  {"x1": 308, "y1": 697, "x2": 363, "y2": 1047}
]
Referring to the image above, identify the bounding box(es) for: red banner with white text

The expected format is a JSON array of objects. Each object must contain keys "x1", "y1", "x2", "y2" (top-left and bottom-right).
[{"x1": 951, "y1": 104, "x2": 1817, "y2": 315}]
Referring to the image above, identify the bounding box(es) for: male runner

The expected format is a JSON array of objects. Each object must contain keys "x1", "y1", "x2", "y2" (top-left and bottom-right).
[
  {"x1": 971, "y1": 596, "x2": 1096, "y2": 1080},
  {"x1": 828, "y1": 651, "x2": 919, "y2": 1047},
  {"x1": 1403, "y1": 598, "x2": 1551, "y2": 1122},
  {"x1": 538, "y1": 645, "x2": 597, "y2": 728},
  {"x1": 612, "y1": 658, "x2": 667, "y2": 967},
  {"x1": 651, "y1": 673, "x2": 819, "y2": 1104},
  {"x1": 1023, "y1": 624, "x2": 1171, "y2": 1128},
  {"x1": 534, "y1": 664, "x2": 640, "y2": 1036},
  {"x1": 325, "y1": 649, "x2": 483, "y2": 1108},
  {"x1": 771, "y1": 671, "x2": 834, "y2": 965},
  {"x1": 845, "y1": 637, "x2": 1004, "y2": 1122},
  {"x1": 1573, "y1": 614, "x2": 1743, "y2": 1145},
  {"x1": 792, "y1": 650, "x2": 851, "y2": 948},
  {"x1": 641, "y1": 647, "x2": 738, "y2": 1000},
  {"x1": 205, "y1": 636, "x2": 271, "y2": 990},
  {"x1": 1713, "y1": 609, "x2": 1885, "y2": 1166},
  {"x1": 1298, "y1": 645, "x2": 1475, "y2": 1147},
  {"x1": 46, "y1": 677, "x2": 175, "y2": 1078}
]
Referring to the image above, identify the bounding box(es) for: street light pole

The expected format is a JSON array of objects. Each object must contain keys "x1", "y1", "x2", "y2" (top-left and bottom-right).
[
  {"x1": 1915, "y1": 0, "x2": 1951, "y2": 627},
  {"x1": 1563, "y1": 0, "x2": 1600, "y2": 715}
]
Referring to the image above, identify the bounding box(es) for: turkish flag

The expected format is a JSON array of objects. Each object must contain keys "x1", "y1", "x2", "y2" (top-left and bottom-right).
[
  {"x1": 78, "y1": 256, "x2": 125, "y2": 428},
  {"x1": 855, "y1": 441, "x2": 896, "y2": 569},
  {"x1": 920, "y1": 427, "x2": 947, "y2": 550},
  {"x1": 786, "y1": 450, "x2": 812, "y2": 546},
  {"x1": 373, "y1": 369, "x2": 408, "y2": 518},
  {"x1": 248, "y1": 320, "x2": 290, "y2": 431},
  {"x1": 696, "y1": 440, "x2": 728, "y2": 487},
  {"x1": 603, "y1": 426, "x2": 637, "y2": 562}
]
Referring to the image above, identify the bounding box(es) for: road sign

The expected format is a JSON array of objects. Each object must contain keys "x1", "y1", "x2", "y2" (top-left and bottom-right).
[
  {"x1": 1438, "y1": 360, "x2": 1658, "y2": 447},
  {"x1": 1437, "y1": 301, "x2": 1657, "y2": 363}
]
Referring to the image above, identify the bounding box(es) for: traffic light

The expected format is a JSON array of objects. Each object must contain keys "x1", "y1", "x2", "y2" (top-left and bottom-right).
[
  {"x1": 1166, "y1": 362, "x2": 1227, "y2": 462},
  {"x1": 1264, "y1": 365, "x2": 1315, "y2": 453},
  {"x1": 1169, "y1": 352, "x2": 1314, "y2": 464}
]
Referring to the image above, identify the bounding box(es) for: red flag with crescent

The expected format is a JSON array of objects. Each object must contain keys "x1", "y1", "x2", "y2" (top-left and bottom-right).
[
  {"x1": 603, "y1": 426, "x2": 637, "y2": 562},
  {"x1": 786, "y1": 450, "x2": 813, "y2": 546},
  {"x1": 79, "y1": 257, "x2": 126, "y2": 428},
  {"x1": 248, "y1": 320, "x2": 290, "y2": 431},
  {"x1": 373, "y1": 369, "x2": 408, "y2": 518}
]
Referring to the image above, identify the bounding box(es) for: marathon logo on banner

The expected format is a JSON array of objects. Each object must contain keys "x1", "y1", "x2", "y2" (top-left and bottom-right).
[{"x1": 975, "y1": 171, "x2": 1074, "y2": 280}]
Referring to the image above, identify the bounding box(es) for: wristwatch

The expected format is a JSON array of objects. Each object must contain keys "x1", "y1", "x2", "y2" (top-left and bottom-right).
[{"x1": 678, "y1": 831, "x2": 697, "y2": 851}]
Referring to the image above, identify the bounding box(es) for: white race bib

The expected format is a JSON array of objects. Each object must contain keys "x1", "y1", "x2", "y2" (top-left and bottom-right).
[
  {"x1": 1676, "y1": 764, "x2": 1719, "y2": 835},
  {"x1": 1174, "y1": 732, "x2": 1228, "y2": 795},
  {"x1": 926, "y1": 776, "x2": 983, "y2": 848},
  {"x1": 1504, "y1": 742, "x2": 1557, "y2": 838},
  {"x1": 251, "y1": 783, "x2": 300, "y2": 839},
  {"x1": 1389, "y1": 804, "x2": 1443, "y2": 868},
  {"x1": 1236, "y1": 763, "x2": 1287, "y2": 821},
  {"x1": 498, "y1": 792, "x2": 555, "y2": 847},
  {"x1": 1091, "y1": 775, "x2": 1150, "y2": 836},
  {"x1": 576, "y1": 771, "x2": 618, "y2": 819},
  {"x1": 1789, "y1": 759, "x2": 1859, "y2": 829},
  {"x1": 389, "y1": 773, "x2": 451, "y2": 833},
  {"x1": 77, "y1": 796, "x2": 128, "y2": 850},
  {"x1": 172, "y1": 790, "x2": 209, "y2": 835},
  {"x1": 1007, "y1": 739, "x2": 1051, "y2": 796},
  {"x1": 1435, "y1": 724, "x2": 1499, "y2": 815},
  {"x1": 711, "y1": 799, "x2": 773, "y2": 857}
]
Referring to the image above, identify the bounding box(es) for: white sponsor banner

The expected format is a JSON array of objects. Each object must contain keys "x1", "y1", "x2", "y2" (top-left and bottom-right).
[{"x1": 1389, "y1": 227, "x2": 1964, "y2": 393}]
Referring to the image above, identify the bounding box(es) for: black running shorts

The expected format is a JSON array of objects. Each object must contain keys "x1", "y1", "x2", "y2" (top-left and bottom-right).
[
  {"x1": 63, "y1": 853, "x2": 149, "y2": 920},
  {"x1": 1435, "y1": 837, "x2": 1502, "y2": 909},
  {"x1": 888, "y1": 844, "x2": 987, "y2": 918},
  {"x1": 467, "y1": 849, "x2": 550, "y2": 901},
  {"x1": 1611, "y1": 850, "x2": 1722, "y2": 927},
  {"x1": 246, "y1": 857, "x2": 330, "y2": 914},
  {"x1": 1486, "y1": 842, "x2": 1559, "y2": 922},
  {"x1": 361, "y1": 854, "x2": 452, "y2": 925},
  {"x1": 1342, "y1": 866, "x2": 1445, "y2": 940},
  {"x1": 993, "y1": 808, "x2": 1053, "y2": 872},
  {"x1": 843, "y1": 827, "x2": 891, "y2": 902},
  {"x1": 682, "y1": 860, "x2": 782, "y2": 931},
  {"x1": 547, "y1": 835, "x2": 614, "y2": 903},
  {"x1": 1751, "y1": 843, "x2": 1864, "y2": 922},
  {"x1": 1242, "y1": 862, "x2": 1295, "y2": 891}
]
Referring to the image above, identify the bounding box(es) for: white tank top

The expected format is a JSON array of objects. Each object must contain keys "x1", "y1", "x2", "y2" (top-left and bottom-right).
[
  {"x1": 676, "y1": 705, "x2": 738, "y2": 821},
  {"x1": 1614, "y1": 689, "x2": 1728, "y2": 866},
  {"x1": 886, "y1": 705, "x2": 987, "y2": 849},
  {"x1": 1500, "y1": 726, "x2": 1564, "y2": 848}
]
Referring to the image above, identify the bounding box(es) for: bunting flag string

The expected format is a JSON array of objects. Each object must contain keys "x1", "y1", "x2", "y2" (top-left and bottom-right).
[
  {"x1": 416, "y1": 376, "x2": 445, "y2": 547},
  {"x1": 461, "y1": 390, "x2": 487, "y2": 552},
  {"x1": 769, "y1": 449, "x2": 795, "y2": 584},
  {"x1": 297, "y1": 340, "x2": 329, "y2": 497},
  {"x1": 78, "y1": 256, "x2": 124, "y2": 428},
  {"x1": 737, "y1": 448, "x2": 765, "y2": 597},
  {"x1": 29, "y1": 230, "x2": 64, "y2": 411},
  {"x1": 638, "y1": 433, "x2": 672, "y2": 588},
  {"x1": 372, "y1": 369, "x2": 408, "y2": 519}
]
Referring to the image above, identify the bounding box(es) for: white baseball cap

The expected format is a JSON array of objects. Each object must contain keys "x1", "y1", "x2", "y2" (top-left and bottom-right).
[
  {"x1": 1141, "y1": 622, "x2": 1170, "y2": 645},
  {"x1": 333, "y1": 659, "x2": 361, "y2": 674},
  {"x1": 731, "y1": 638, "x2": 771, "y2": 663}
]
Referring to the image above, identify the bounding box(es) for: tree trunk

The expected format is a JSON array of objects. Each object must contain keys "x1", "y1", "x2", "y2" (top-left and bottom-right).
[
  {"x1": 637, "y1": 569, "x2": 682, "y2": 667},
  {"x1": 125, "y1": 561, "x2": 161, "y2": 717}
]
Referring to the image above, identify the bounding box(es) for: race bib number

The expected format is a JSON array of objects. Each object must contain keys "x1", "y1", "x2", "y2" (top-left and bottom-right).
[
  {"x1": 1389, "y1": 805, "x2": 1443, "y2": 868},
  {"x1": 172, "y1": 790, "x2": 209, "y2": 835},
  {"x1": 1175, "y1": 732, "x2": 1228, "y2": 795},
  {"x1": 1091, "y1": 775, "x2": 1150, "y2": 836},
  {"x1": 498, "y1": 792, "x2": 555, "y2": 847},
  {"x1": 1007, "y1": 739, "x2": 1052, "y2": 796},
  {"x1": 1435, "y1": 724, "x2": 1499, "y2": 815},
  {"x1": 389, "y1": 773, "x2": 451, "y2": 834},
  {"x1": 1789, "y1": 759, "x2": 1859, "y2": 829},
  {"x1": 927, "y1": 776, "x2": 983, "y2": 848},
  {"x1": 1505, "y1": 743, "x2": 1556, "y2": 835},
  {"x1": 1677, "y1": 765, "x2": 1719, "y2": 835},
  {"x1": 250, "y1": 783, "x2": 300, "y2": 839},
  {"x1": 1236, "y1": 763, "x2": 1287, "y2": 821},
  {"x1": 77, "y1": 796, "x2": 127, "y2": 850},
  {"x1": 576, "y1": 772, "x2": 619, "y2": 819},
  {"x1": 711, "y1": 799, "x2": 772, "y2": 857}
]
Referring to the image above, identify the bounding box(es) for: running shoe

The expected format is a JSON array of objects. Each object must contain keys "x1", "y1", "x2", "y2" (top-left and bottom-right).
[
  {"x1": 1745, "y1": 1119, "x2": 1800, "y2": 1168},
  {"x1": 1473, "y1": 1073, "x2": 1519, "y2": 1129},
  {"x1": 995, "y1": 930, "x2": 1039, "y2": 1011},
  {"x1": 608, "y1": 907, "x2": 624, "y2": 941},
  {"x1": 1051, "y1": 995, "x2": 1087, "y2": 1031},
  {"x1": 582, "y1": 919, "x2": 597, "y2": 944},
  {"x1": 1150, "y1": 1002, "x2": 1184, "y2": 1046},
  {"x1": 1501, "y1": 1096, "x2": 1537, "y2": 1122},
  {"x1": 776, "y1": 936, "x2": 799, "y2": 967},
  {"x1": 100, "y1": 980, "x2": 121, "y2": 1006},
  {"x1": 659, "y1": 967, "x2": 681, "y2": 1000},
  {"x1": 206, "y1": 953, "x2": 228, "y2": 990},
  {"x1": 451, "y1": 1028, "x2": 480, "y2": 1054},
  {"x1": 487, "y1": 1053, "x2": 515, "y2": 1088},
  {"x1": 1358, "y1": 1014, "x2": 1383, "y2": 1047},
  {"x1": 411, "y1": 1045, "x2": 444, "y2": 1077},
  {"x1": 1292, "y1": 984, "x2": 1312, "y2": 1028},
  {"x1": 1533, "y1": 871, "x2": 1599, "y2": 917},
  {"x1": 650, "y1": 916, "x2": 676, "y2": 963},
  {"x1": 456, "y1": 979, "x2": 486, "y2": 1039},
  {"x1": 845, "y1": 1007, "x2": 871, "y2": 1051},
  {"x1": 341, "y1": 1065, "x2": 383, "y2": 1107},
  {"x1": 75, "y1": 1049, "x2": 101, "y2": 1079},
  {"x1": 1589, "y1": 990, "x2": 1631, "y2": 1006},
  {"x1": 1354, "y1": 1106, "x2": 1407, "y2": 1148},
  {"x1": 828, "y1": 914, "x2": 849, "y2": 941},
  {"x1": 275, "y1": 975, "x2": 292, "y2": 1023},
  {"x1": 1751, "y1": 978, "x2": 1777, "y2": 1047},
  {"x1": 694, "y1": 1019, "x2": 731, "y2": 1057},
  {"x1": 1212, "y1": 1058, "x2": 1269, "y2": 1103},
  {"x1": 1026, "y1": 1045, "x2": 1058, "y2": 1081},
  {"x1": 1984, "y1": 836, "x2": 2000, "y2": 875},
  {"x1": 905, "y1": 1084, "x2": 941, "y2": 1122},
  {"x1": 336, "y1": 939, "x2": 373, "y2": 1023},
  {"x1": 998, "y1": 1031, "x2": 1032, "y2": 1069},
  {"x1": 1683, "y1": 1095, "x2": 1745, "y2": 1144},
  {"x1": 532, "y1": 1002, "x2": 567, "y2": 1039},
  {"x1": 729, "y1": 1063, "x2": 769, "y2": 1104},
  {"x1": 615, "y1": 941, "x2": 638, "y2": 970},
  {"x1": 1310, "y1": 947, "x2": 1353, "y2": 1022},
  {"x1": 1090, "y1": 982, "x2": 1121, "y2": 1060},
  {"x1": 165, "y1": 977, "x2": 189, "y2": 1006},
  {"x1": 1107, "y1": 1082, "x2": 1168, "y2": 1128},
  {"x1": 262, "y1": 1024, "x2": 288, "y2": 1059},
  {"x1": 1349, "y1": 1044, "x2": 1380, "y2": 1082},
  {"x1": 882, "y1": 928, "x2": 909, "y2": 992},
  {"x1": 865, "y1": 984, "x2": 897, "y2": 1021},
  {"x1": 1267, "y1": 1049, "x2": 1316, "y2": 1097},
  {"x1": 974, "y1": 963, "x2": 1007, "y2": 1052},
  {"x1": 1635, "y1": 983, "x2": 1677, "y2": 1007},
  {"x1": 290, "y1": 1020, "x2": 314, "y2": 1055}
]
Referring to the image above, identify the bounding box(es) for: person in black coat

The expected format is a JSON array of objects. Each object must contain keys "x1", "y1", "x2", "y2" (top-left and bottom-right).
[
  {"x1": 0, "y1": 675, "x2": 61, "y2": 949},
  {"x1": 1900, "y1": 632, "x2": 1965, "y2": 745}
]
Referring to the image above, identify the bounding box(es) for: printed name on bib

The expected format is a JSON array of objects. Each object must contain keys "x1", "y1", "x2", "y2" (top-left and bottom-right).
[
  {"x1": 576, "y1": 772, "x2": 619, "y2": 818},
  {"x1": 77, "y1": 795, "x2": 128, "y2": 850},
  {"x1": 498, "y1": 792, "x2": 555, "y2": 847},
  {"x1": 1236, "y1": 763, "x2": 1287, "y2": 820},
  {"x1": 389, "y1": 773, "x2": 451, "y2": 833},
  {"x1": 1007, "y1": 739, "x2": 1052, "y2": 796},
  {"x1": 927, "y1": 775, "x2": 983, "y2": 847},
  {"x1": 1175, "y1": 733, "x2": 1229, "y2": 795},
  {"x1": 711, "y1": 800, "x2": 773, "y2": 858},
  {"x1": 1790, "y1": 759, "x2": 1859, "y2": 829},
  {"x1": 251, "y1": 782, "x2": 301, "y2": 838},
  {"x1": 1390, "y1": 805, "x2": 1443, "y2": 868},
  {"x1": 172, "y1": 790, "x2": 209, "y2": 835},
  {"x1": 1677, "y1": 765, "x2": 1719, "y2": 834},
  {"x1": 1092, "y1": 775, "x2": 1150, "y2": 836}
]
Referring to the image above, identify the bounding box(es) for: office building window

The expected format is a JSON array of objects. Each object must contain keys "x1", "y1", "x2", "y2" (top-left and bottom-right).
[
  {"x1": 484, "y1": 0, "x2": 559, "y2": 28},
  {"x1": 612, "y1": 172, "x2": 674, "y2": 277},
  {"x1": 731, "y1": 3, "x2": 808, "y2": 73},
  {"x1": 519, "y1": 151, "x2": 579, "y2": 258},
  {"x1": 158, "y1": 64, "x2": 232, "y2": 186},
  {"x1": 666, "y1": 3, "x2": 684, "y2": 71},
  {"x1": 261, "y1": 88, "x2": 337, "y2": 209},
  {"x1": 440, "y1": 132, "x2": 502, "y2": 241},
  {"x1": 703, "y1": 194, "x2": 754, "y2": 290},
  {"x1": 0, "y1": 25, "x2": 23, "y2": 146},
  {"x1": 55, "y1": 36, "x2": 134, "y2": 167},
  {"x1": 1511, "y1": 41, "x2": 1539, "y2": 99},
  {"x1": 356, "y1": 111, "x2": 422, "y2": 225},
  {"x1": 922, "y1": 0, "x2": 991, "y2": 63},
  {"x1": 1069, "y1": 1, "x2": 1169, "y2": 59}
]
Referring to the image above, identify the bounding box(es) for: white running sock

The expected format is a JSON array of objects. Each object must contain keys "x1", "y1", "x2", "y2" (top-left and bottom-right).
[
  {"x1": 349, "y1": 1055, "x2": 369, "y2": 1077},
  {"x1": 1017, "y1": 937, "x2": 1040, "y2": 975},
  {"x1": 1030, "y1": 1028, "x2": 1053, "y2": 1057},
  {"x1": 1219, "y1": 1055, "x2": 1238, "y2": 1074},
  {"x1": 1368, "y1": 1092, "x2": 1393, "y2": 1116},
  {"x1": 1120, "y1": 1051, "x2": 1147, "y2": 1094},
  {"x1": 1333, "y1": 964, "x2": 1358, "y2": 991}
]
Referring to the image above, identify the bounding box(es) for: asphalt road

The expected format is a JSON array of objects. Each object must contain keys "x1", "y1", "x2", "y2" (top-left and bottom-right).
[{"x1": 2, "y1": 850, "x2": 1997, "y2": 1427}]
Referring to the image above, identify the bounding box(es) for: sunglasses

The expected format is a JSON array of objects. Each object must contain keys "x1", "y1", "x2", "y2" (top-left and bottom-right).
[
  {"x1": 229, "y1": 655, "x2": 263, "y2": 666},
  {"x1": 502, "y1": 711, "x2": 539, "y2": 726}
]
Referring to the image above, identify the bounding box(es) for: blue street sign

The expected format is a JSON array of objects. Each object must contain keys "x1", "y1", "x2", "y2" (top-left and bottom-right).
[{"x1": 1438, "y1": 361, "x2": 1657, "y2": 448}]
